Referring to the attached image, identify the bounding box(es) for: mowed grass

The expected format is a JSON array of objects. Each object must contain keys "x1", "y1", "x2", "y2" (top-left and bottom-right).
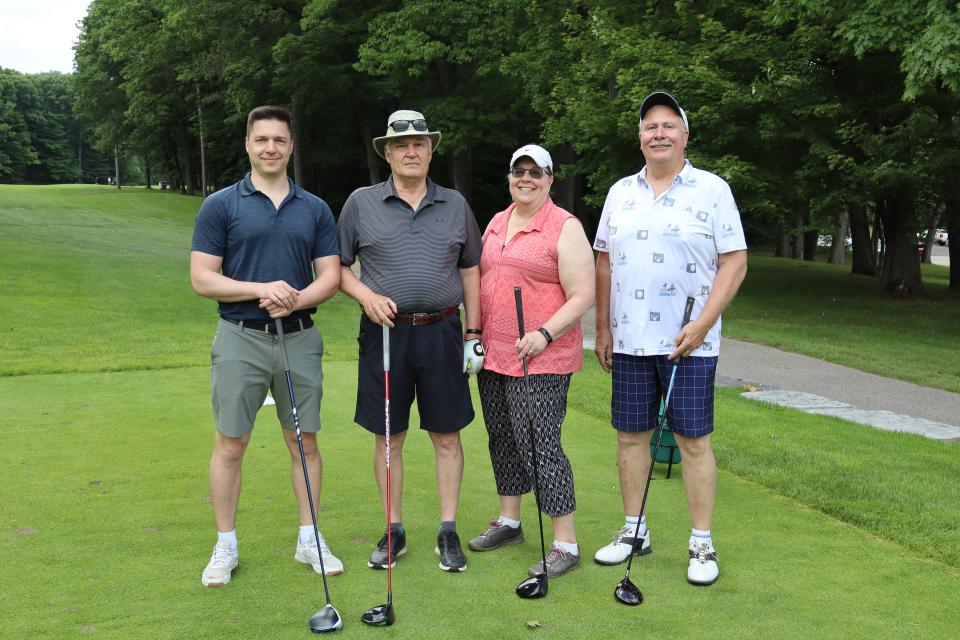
[
  {"x1": 724, "y1": 254, "x2": 960, "y2": 393},
  {"x1": 2, "y1": 185, "x2": 959, "y2": 638}
]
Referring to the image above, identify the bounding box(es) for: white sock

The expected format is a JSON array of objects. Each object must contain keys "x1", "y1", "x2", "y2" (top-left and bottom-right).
[
  {"x1": 690, "y1": 528, "x2": 713, "y2": 550},
  {"x1": 499, "y1": 516, "x2": 521, "y2": 529},
  {"x1": 298, "y1": 525, "x2": 315, "y2": 544},
  {"x1": 217, "y1": 530, "x2": 237, "y2": 550},
  {"x1": 553, "y1": 539, "x2": 579, "y2": 555},
  {"x1": 625, "y1": 515, "x2": 647, "y2": 536}
]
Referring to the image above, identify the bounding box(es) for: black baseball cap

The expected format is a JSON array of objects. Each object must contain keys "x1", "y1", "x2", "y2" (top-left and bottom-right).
[{"x1": 639, "y1": 92, "x2": 689, "y2": 131}]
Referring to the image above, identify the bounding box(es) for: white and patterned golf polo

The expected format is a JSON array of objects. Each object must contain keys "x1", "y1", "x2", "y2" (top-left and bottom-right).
[{"x1": 594, "y1": 160, "x2": 746, "y2": 357}]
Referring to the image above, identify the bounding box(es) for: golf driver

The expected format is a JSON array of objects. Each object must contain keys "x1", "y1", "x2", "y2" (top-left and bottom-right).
[
  {"x1": 274, "y1": 319, "x2": 343, "y2": 633},
  {"x1": 614, "y1": 296, "x2": 695, "y2": 606},
  {"x1": 514, "y1": 286, "x2": 550, "y2": 600},
  {"x1": 361, "y1": 324, "x2": 396, "y2": 626}
]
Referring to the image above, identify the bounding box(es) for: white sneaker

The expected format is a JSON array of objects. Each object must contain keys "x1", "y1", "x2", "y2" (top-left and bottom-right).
[
  {"x1": 594, "y1": 525, "x2": 651, "y2": 565},
  {"x1": 201, "y1": 542, "x2": 238, "y2": 587},
  {"x1": 295, "y1": 532, "x2": 344, "y2": 576},
  {"x1": 687, "y1": 541, "x2": 719, "y2": 585}
]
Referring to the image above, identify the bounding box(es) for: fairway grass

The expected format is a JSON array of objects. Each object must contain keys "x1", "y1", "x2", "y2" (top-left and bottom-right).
[
  {"x1": 2, "y1": 184, "x2": 959, "y2": 637},
  {"x1": 2, "y1": 366, "x2": 958, "y2": 639}
]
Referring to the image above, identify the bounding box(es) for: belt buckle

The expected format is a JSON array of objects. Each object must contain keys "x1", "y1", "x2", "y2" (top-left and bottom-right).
[{"x1": 263, "y1": 322, "x2": 274, "y2": 334}]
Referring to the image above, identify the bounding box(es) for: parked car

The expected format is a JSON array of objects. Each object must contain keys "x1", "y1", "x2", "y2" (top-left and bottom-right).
[{"x1": 935, "y1": 229, "x2": 948, "y2": 246}]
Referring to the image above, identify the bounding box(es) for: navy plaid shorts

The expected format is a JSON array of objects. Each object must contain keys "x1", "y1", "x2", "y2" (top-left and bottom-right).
[{"x1": 611, "y1": 354, "x2": 718, "y2": 438}]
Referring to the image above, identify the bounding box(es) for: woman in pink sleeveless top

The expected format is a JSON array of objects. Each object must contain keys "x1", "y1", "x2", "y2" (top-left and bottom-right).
[{"x1": 467, "y1": 145, "x2": 595, "y2": 579}]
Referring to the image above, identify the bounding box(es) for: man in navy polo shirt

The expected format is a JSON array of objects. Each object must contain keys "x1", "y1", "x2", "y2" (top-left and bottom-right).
[{"x1": 190, "y1": 105, "x2": 342, "y2": 587}]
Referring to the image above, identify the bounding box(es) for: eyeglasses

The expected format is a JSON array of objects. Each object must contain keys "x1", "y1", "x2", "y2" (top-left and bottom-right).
[
  {"x1": 509, "y1": 167, "x2": 550, "y2": 179},
  {"x1": 389, "y1": 119, "x2": 428, "y2": 133}
]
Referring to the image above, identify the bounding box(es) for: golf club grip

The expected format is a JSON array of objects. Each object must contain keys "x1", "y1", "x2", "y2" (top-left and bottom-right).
[
  {"x1": 681, "y1": 296, "x2": 695, "y2": 327},
  {"x1": 382, "y1": 324, "x2": 390, "y2": 372},
  {"x1": 274, "y1": 319, "x2": 290, "y2": 370},
  {"x1": 514, "y1": 286, "x2": 525, "y2": 339}
]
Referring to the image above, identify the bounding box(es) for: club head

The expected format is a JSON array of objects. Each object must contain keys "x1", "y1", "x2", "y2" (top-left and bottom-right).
[
  {"x1": 614, "y1": 577, "x2": 644, "y2": 606},
  {"x1": 309, "y1": 604, "x2": 343, "y2": 633},
  {"x1": 361, "y1": 603, "x2": 395, "y2": 627},
  {"x1": 516, "y1": 573, "x2": 548, "y2": 599}
]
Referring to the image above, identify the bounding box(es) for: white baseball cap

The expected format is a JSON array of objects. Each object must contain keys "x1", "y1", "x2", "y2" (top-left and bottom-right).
[{"x1": 509, "y1": 144, "x2": 553, "y2": 172}]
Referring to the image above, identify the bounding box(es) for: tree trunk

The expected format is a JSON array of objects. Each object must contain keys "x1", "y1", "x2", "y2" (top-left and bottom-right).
[
  {"x1": 114, "y1": 144, "x2": 121, "y2": 190},
  {"x1": 791, "y1": 211, "x2": 804, "y2": 259},
  {"x1": 803, "y1": 230, "x2": 818, "y2": 261},
  {"x1": 877, "y1": 190, "x2": 923, "y2": 299},
  {"x1": 451, "y1": 149, "x2": 472, "y2": 204},
  {"x1": 944, "y1": 191, "x2": 959, "y2": 293},
  {"x1": 361, "y1": 118, "x2": 381, "y2": 185},
  {"x1": 145, "y1": 159, "x2": 151, "y2": 190},
  {"x1": 291, "y1": 94, "x2": 303, "y2": 187},
  {"x1": 829, "y1": 209, "x2": 849, "y2": 265},
  {"x1": 196, "y1": 87, "x2": 207, "y2": 198},
  {"x1": 921, "y1": 205, "x2": 942, "y2": 264},
  {"x1": 775, "y1": 226, "x2": 790, "y2": 258},
  {"x1": 849, "y1": 203, "x2": 875, "y2": 276},
  {"x1": 179, "y1": 125, "x2": 195, "y2": 196}
]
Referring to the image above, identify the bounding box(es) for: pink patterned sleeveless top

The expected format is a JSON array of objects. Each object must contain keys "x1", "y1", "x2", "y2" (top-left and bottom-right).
[{"x1": 479, "y1": 199, "x2": 584, "y2": 376}]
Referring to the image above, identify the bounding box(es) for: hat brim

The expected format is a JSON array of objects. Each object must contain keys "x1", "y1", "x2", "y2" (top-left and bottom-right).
[{"x1": 373, "y1": 132, "x2": 442, "y2": 159}]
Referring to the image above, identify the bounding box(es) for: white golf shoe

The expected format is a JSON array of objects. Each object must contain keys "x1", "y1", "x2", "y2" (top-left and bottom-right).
[
  {"x1": 687, "y1": 541, "x2": 719, "y2": 585},
  {"x1": 295, "y1": 532, "x2": 344, "y2": 576},
  {"x1": 201, "y1": 542, "x2": 238, "y2": 587},
  {"x1": 594, "y1": 525, "x2": 651, "y2": 565}
]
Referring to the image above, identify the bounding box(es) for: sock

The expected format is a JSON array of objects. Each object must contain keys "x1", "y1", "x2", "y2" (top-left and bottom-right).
[
  {"x1": 217, "y1": 530, "x2": 237, "y2": 550},
  {"x1": 553, "y1": 539, "x2": 579, "y2": 555},
  {"x1": 439, "y1": 520, "x2": 456, "y2": 533},
  {"x1": 625, "y1": 514, "x2": 647, "y2": 536},
  {"x1": 298, "y1": 525, "x2": 314, "y2": 544},
  {"x1": 499, "y1": 516, "x2": 520, "y2": 529},
  {"x1": 390, "y1": 522, "x2": 404, "y2": 535},
  {"x1": 690, "y1": 528, "x2": 713, "y2": 550}
]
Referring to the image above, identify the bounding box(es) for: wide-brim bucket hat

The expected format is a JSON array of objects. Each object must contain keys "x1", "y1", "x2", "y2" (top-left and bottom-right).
[{"x1": 372, "y1": 109, "x2": 442, "y2": 159}]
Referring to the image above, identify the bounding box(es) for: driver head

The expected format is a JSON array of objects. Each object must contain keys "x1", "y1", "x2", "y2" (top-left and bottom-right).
[
  {"x1": 361, "y1": 604, "x2": 395, "y2": 626},
  {"x1": 614, "y1": 578, "x2": 644, "y2": 606},
  {"x1": 516, "y1": 574, "x2": 548, "y2": 599},
  {"x1": 309, "y1": 604, "x2": 343, "y2": 633}
]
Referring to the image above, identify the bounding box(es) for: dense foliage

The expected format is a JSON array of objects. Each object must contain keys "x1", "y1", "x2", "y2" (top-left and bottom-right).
[{"x1": 5, "y1": 0, "x2": 960, "y2": 296}]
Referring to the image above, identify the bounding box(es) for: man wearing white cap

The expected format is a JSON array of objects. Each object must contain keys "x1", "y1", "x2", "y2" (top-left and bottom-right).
[
  {"x1": 338, "y1": 110, "x2": 484, "y2": 573},
  {"x1": 592, "y1": 92, "x2": 747, "y2": 585}
]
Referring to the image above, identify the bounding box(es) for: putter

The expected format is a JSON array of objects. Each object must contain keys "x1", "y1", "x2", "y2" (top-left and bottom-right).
[
  {"x1": 274, "y1": 319, "x2": 343, "y2": 633},
  {"x1": 614, "y1": 296, "x2": 695, "y2": 606},
  {"x1": 361, "y1": 324, "x2": 396, "y2": 626},
  {"x1": 513, "y1": 286, "x2": 550, "y2": 600}
]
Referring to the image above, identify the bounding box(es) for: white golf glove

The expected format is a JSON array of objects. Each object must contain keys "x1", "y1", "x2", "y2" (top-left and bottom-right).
[{"x1": 463, "y1": 339, "x2": 485, "y2": 375}]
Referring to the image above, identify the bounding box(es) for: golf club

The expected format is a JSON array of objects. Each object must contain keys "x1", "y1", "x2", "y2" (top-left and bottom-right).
[
  {"x1": 274, "y1": 319, "x2": 343, "y2": 633},
  {"x1": 361, "y1": 324, "x2": 396, "y2": 626},
  {"x1": 513, "y1": 286, "x2": 550, "y2": 600},
  {"x1": 614, "y1": 296, "x2": 695, "y2": 606}
]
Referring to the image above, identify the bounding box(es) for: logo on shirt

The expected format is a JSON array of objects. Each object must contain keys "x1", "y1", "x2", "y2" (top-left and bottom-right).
[
  {"x1": 709, "y1": 258, "x2": 717, "y2": 269},
  {"x1": 658, "y1": 338, "x2": 672, "y2": 349},
  {"x1": 686, "y1": 263, "x2": 697, "y2": 273},
  {"x1": 618, "y1": 251, "x2": 629, "y2": 265},
  {"x1": 612, "y1": 316, "x2": 619, "y2": 328},
  {"x1": 721, "y1": 223, "x2": 736, "y2": 238},
  {"x1": 662, "y1": 197, "x2": 675, "y2": 207},
  {"x1": 620, "y1": 312, "x2": 630, "y2": 326},
  {"x1": 595, "y1": 238, "x2": 607, "y2": 250},
  {"x1": 658, "y1": 282, "x2": 678, "y2": 297},
  {"x1": 652, "y1": 253, "x2": 664, "y2": 264},
  {"x1": 637, "y1": 229, "x2": 649, "y2": 240},
  {"x1": 615, "y1": 281, "x2": 621, "y2": 293},
  {"x1": 701, "y1": 285, "x2": 711, "y2": 295},
  {"x1": 621, "y1": 178, "x2": 633, "y2": 187},
  {"x1": 685, "y1": 175, "x2": 698, "y2": 187},
  {"x1": 663, "y1": 224, "x2": 680, "y2": 237},
  {"x1": 622, "y1": 199, "x2": 636, "y2": 211},
  {"x1": 618, "y1": 340, "x2": 625, "y2": 349},
  {"x1": 609, "y1": 224, "x2": 619, "y2": 236},
  {"x1": 696, "y1": 210, "x2": 710, "y2": 222},
  {"x1": 634, "y1": 289, "x2": 644, "y2": 300},
  {"x1": 649, "y1": 312, "x2": 661, "y2": 322},
  {"x1": 701, "y1": 341, "x2": 714, "y2": 352},
  {"x1": 633, "y1": 348, "x2": 645, "y2": 356}
]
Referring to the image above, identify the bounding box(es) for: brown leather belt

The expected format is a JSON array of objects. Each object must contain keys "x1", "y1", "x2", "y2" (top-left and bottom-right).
[{"x1": 393, "y1": 306, "x2": 458, "y2": 326}]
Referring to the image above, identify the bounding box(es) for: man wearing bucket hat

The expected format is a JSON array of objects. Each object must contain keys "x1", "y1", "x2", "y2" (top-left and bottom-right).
[
  {"x1": 592, "y1": 92, "x2": 747, "y2": 585},
  {"x1": 338, "y1": 109, "x2": 484, "y2": 573}
]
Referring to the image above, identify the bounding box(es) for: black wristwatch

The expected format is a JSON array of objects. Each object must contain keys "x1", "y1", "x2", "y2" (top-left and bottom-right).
[{"x1": 537, "y1": 327, "x2": 554, "y2": 344}]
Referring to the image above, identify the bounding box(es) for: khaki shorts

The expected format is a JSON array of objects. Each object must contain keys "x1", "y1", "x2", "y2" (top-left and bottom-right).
[{"x1": 210, "y1": 318, "x2": 324, "y2": 437}]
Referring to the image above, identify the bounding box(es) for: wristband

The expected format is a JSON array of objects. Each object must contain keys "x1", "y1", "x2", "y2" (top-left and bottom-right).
[
  {"x1": 465, "y1": 328, "x2": 482, "y2": 335},
  {"x1": 537, "y1": 327, "x2": 554, "y2": 344}
]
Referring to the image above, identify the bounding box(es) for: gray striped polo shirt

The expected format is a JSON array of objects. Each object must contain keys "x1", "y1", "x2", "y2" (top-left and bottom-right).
[{"x1": 338, "y1": 177, "x2": 482, "y2": 313}]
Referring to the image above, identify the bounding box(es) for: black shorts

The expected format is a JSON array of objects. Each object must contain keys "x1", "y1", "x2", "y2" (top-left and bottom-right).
[{"x1": 355, "y1": 313, "x2": 474, "y2": 435}]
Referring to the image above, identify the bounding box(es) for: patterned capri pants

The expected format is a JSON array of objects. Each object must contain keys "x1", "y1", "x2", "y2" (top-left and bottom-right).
[{"x1": 476, "y1": 369, "x2": 576, "y2": 517}]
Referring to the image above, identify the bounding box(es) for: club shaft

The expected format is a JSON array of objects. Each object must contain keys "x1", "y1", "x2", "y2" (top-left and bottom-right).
[
  {"x1": 622, "y1": 296, "x2": 695, "y2": 580},
  {"x1": 275, "y1": 320, "x2": 333, "y2": 606},
  {"x1": 382, "y1": 324, "x2": 393, "y2": 602},
  {"x1": 514, "y1": 287, "x2": 549, "y2": 578}
]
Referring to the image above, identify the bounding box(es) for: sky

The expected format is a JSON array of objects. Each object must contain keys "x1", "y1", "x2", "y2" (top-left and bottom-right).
[{"x1": 0, "y1": 0, "x2": 91, "y2": 74}]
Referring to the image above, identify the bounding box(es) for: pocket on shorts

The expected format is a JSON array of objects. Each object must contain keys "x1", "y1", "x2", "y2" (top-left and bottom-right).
[{"x1": 357, "y1": 321, "x2": 379, "y2": 358}]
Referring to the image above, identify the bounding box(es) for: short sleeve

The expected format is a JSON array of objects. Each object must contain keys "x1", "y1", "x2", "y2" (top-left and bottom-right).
[
  {"x1": 191, "y1": 196, "x2": 227, "y2": 256},
  {"x1": 458, "y1": 200, "x2": 483, "y2": 268},
  {"x1": 712, "y1": 182, "x2": 747, "y2": 254},
  {"x1": 337, "y1": 194, "x2": 359, "y2": 266},
  {"x1": 312, "y1": 199, "x2": 339, "y2": 259},
  {"x1": 593, "y1": 189, "x2": 614, "y2": 252}
]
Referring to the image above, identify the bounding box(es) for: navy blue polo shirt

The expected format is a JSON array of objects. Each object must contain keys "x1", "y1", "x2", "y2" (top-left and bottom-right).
[{"x1": 191, "y1": 173, "x2": 339, "y2": 321}]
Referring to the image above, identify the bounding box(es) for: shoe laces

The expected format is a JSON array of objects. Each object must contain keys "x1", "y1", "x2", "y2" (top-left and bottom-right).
[
  {"x1": 545, "y1": 546, "x2": 569, "y2": 565},
  {"x1": 615, "y1": 525, "x2": 640, "y2": 542},
  {"x1": 211, "y1": 544, "x2": 235, "y2": 566},
  {"x1": 484, "y1": 519, "x2": 504, "y2": 535},
  {"x1": 691, "y1": 541, "x2": 714, "y2": 563}
]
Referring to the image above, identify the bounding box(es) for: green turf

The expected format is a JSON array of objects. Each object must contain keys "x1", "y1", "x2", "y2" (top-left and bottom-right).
[{"x1": 2, "y1": 184, "x2": 959, "y2": 637}]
